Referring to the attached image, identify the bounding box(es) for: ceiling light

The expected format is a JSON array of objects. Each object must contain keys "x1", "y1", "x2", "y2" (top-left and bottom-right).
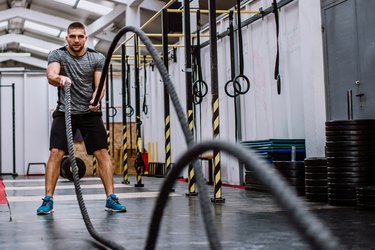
[
  {"x1": 0, "y1": 53, "x2": 31, "y2": 57},
  {"x1": 20, "y1": 43, "x2": 50, "y2": 54},
  {"x1": 24, "y1": 20, "x2": 61, "y2": 37},
  {"x1": 0, "y1": 21, "x2": 8, "y2": 29},
  {"x1": 53, "y1": 0, "x2": 113, "y2": 15},
  {"x1": 0, "y1": 67, "x2": 25, "y2": 72}
]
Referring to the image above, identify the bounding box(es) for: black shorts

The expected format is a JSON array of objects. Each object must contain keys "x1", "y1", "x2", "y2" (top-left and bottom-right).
[{"x1": 50, "y1": 111, "x2": 108, "y2": 155}]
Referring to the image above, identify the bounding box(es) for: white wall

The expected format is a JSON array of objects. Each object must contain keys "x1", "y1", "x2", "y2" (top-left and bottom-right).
[
  {"x1": 143, "y1": 0, "x2": 326, "y2": 185},
  {"x1": 0, "y1": 72, "x2": 49, "y2": 175},
  {"x1": 0, "y1": 0, "x2": 326, "y2": 183}
]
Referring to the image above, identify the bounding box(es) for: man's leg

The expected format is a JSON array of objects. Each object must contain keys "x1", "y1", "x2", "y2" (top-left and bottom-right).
[
  {"x1": 93, "y1": 148, "x2": 114, "y2": 196},
  {"x1": 45, "y1": 148, "x2": 65, "y2": 196}
]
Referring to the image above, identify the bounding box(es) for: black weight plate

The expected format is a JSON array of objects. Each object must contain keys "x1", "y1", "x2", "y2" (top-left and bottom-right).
[
  {"x1": 304, "y1": 157, "x2": 327, "y2": 166},
  {"x1": 305, "y1": 173, "x2": 327, "y2": 179},
  {"x1": 328, "y1": 198, "x2": 356, "y2": 206},
  {"x1": 327, "y1": 163, "x2": 373, "y2": 169},
  {"x1": 328, "y1": 193, "x2": 356, "y2": 199},
  {"x1": 325, "y1": 146, "x2": 374, "y2": 152},
  {"x1": 326, "y1": 156, "x2": 372, "y2": 162},
  {"x1": 326, "y1": 119, "x2": 375, "y2": 126},
  {"x1": 277, "y1": 169, "x2": 305, "y2": 178},
  {"x1": 326, "y1": 135, "x2": 375, "y2": 141},
  {"x1": 326, "y1": 141, "x2": 373, "y2": 147},
  {"x1": 328, "y1": 177, "x2": 373, "y2": 183},
  {"x1": 356, "y1": 193, "x2": 375, "y2": 200},
  {"x1": 326, "y1": 130, "x2": 375, "y2": 136},
  {"x1": 245, "y1": 184, "x2": 268, "y2": 192},
  {"x1": 356, "y1": 203, "x2": 375, "y2": 208},
  {"x1": 244, "y1": 176, "x2": 263, "y2": 186},
  {"x1": 327, "y1": 172, "x2": 373, "y2": 178},
  {"x1": 306, "y1": 186, "x2": 327, "y2": 193},
  {"x1": 328, "y1": 186, "x2": 357, "y2": 192},
  {"x1": 273, "y1": 161, "x2": 304, "y2": 170},
  {"x1": 306, "y1": 193, "x2": 328, "y2": 202},
  {"x1": 325, "y1": 125, "x2": 375, "y2": 132},
  {"x1": 356, "y1": 186, "x2": 375, "y2": 193},
  {"x1": 305, "y1": 168, "x2": 327, "y2": 174},
  {"x1": 328, "y1": 182, "x2": 364, "y2": 189},
  {"x1": 325, "y1": 151, "x2": 373, "y2": 157},
  {"x1": 306, "y1": 179, "x2": 328, "y2": 186},
  {"x1": 285, "y1": 177, "x2": 305, "y2": 186}
]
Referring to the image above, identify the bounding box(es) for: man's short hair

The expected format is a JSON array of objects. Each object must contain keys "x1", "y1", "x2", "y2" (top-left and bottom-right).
[{"x1": 67, "y1": 22, "x2": 87, "y2": 34}]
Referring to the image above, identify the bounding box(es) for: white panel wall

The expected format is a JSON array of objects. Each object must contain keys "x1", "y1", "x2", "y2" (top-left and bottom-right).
[
  {"x1": 0, "y1": 0, "x2": 326, "y2": 184},
  {"x1": 0, "y1": 73, "x2": 49, "y2": 175},
  {"x1": 142, "y1": 0, "x2": 326, "y2": 185}
]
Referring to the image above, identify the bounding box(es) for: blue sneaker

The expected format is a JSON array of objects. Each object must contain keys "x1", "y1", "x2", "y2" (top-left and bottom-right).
[
  {"x1": 37, "y1": 196, "x2": 54, "y2": 215},
  {"x1": 105, "y1": 194, "x2": 127, "y2": 212}
]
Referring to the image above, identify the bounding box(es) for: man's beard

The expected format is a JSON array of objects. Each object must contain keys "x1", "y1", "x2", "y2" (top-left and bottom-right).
[{"x1": 70, "y1": 43, "x2": 83, "y2": 52}]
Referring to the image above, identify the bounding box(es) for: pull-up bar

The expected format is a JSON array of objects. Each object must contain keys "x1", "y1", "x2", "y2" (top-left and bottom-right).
[
  {"x1": 166, "y1": 9, "x2": 261, "y2": 14},
  {"x1": 145, "y1": 33, "x2": 210, "y2": 38}
]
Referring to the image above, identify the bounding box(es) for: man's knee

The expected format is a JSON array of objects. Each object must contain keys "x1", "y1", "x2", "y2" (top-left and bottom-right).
[{"x1": 49, "y1": 148, "x2": 65, "y2": 161}]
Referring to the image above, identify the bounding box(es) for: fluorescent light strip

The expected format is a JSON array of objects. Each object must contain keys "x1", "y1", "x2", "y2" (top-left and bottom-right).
[
  {"x1": 24, "y1": 20, "x2": 61, "y2": 37},
  {"x1": 0, "y1": 21, "x2": 8, "y2": 29},
  {"x1": 19, "y1": 43, "x2": 51, "y2": 54},
  {"x1": 53, "y1": 0, "x2": 113, "y2": 15}
]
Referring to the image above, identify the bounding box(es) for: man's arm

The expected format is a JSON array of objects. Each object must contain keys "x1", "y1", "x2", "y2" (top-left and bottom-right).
[
  {"x1": 89, "y1": 71, "x2": 105, "y2": 111},
  {"x1": 47, "y1": 62, "x2": 71, "y2": 87}
]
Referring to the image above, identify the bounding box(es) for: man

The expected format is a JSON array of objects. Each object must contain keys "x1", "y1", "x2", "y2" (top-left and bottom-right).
[{"x1": 37, "y1": 22, "x2": 126, "y2": 214}]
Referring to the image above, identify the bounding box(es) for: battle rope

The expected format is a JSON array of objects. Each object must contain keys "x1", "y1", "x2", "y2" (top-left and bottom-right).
[
  {"x1": 71, "y1": 26, "x2": 340, "y2": 250},
  {"x1": 92, "y1": 26, "x2": 222, "y2": 250},
  {"x1": 146, "y1": 141, "x2": 341, "y2": 250},
  {"x1": 273, "y1": 0, "x2": 281, "y2": 95},
  {"x1": 64, "y1": 82, "x2": 125, "y2": 250}
]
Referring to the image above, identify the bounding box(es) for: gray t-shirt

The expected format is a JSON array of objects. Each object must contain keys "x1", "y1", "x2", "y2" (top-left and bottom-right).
[{"x1": 48, "y1": 46, "x2": 105, "y2": 115}]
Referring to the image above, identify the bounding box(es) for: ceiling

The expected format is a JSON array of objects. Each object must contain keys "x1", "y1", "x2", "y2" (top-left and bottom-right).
[{"x1": 0, "y1": 0, "x2": 238, "y2": 71}]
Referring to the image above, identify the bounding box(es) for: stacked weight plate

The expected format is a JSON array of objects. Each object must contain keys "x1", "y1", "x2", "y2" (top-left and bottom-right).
[
  {"x1": 273, "y1": 161, "x2": 305, "y2": 196},
  {"x1": 356, "y1": 186, "x2": 375, "y2": 209},
  {"x1": 245, "y1": 161, "x2": 305, "y2": 195},
  {"x1": 304, "y1": 157, "x2": 328, "y2": 202},
  {"x1": 326, "y1": 120, "x2": 375, "y2": 206}
]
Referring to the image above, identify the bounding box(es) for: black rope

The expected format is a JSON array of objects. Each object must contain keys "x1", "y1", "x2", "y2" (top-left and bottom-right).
[
  {"x1": 75, "y1": 25, "x2": 340, "y2": 250},
  {"x1": 146, "y1": 141, "x2": 342, "y2": 250},
  {"x1": 273, "y1": 0, "x2": 281, "y2": 95},
  {"x1": 64, "y1": 83, "x2": 125, "y2": 250}
]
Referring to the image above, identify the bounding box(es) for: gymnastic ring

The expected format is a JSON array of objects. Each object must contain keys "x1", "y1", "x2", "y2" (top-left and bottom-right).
[
  {"x1": 108, "y1": 106, "x2": 117, "y2": 118},
  {"x1": 233, "y1": 74, "x2": 251, "y2": 95},
  {"x1": 193, "y1": 80, "x2": 208, "y2": 98},
  {"x1": 193, "y1": 93, "x2": 204, "y2": 105},
  {"x1": 125, "y1": 105, "x2": 134, "y2": 117},
  {"x1": 224, "y1": 79, "x2": 241, "y2": 98}
]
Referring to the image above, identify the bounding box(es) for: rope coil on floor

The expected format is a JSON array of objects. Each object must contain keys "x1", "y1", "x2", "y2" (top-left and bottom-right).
[{"x1": 66, "y1": 26, "x2": 341, "y2": 250}]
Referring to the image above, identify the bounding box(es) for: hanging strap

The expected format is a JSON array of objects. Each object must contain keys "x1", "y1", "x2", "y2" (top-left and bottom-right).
[
  {"x1": 192, "y1": 10, "x2": 208, "y2": 103},
  {"x1": 273, "y1": 0, "x2": 281, "y2": 95},
  {"x1": 142, "y1": 55, "x2": 148, "y2": 115},
  {"x1": 125, "y1": 57, "x2": 134, "y2": 117},
  {"x1": 232, "y1": 0, "x2": 251, "y2": 95}
]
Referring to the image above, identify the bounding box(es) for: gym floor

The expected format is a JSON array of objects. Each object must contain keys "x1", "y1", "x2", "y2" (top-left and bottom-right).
[{"x1": 0, "y1": 175, "x2": 374, "y2": 250}]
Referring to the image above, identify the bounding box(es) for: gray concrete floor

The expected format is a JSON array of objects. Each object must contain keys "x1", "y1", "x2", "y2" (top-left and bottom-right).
[{"x1": 0, "y1": 175, "x2": 374, "y2": 250}]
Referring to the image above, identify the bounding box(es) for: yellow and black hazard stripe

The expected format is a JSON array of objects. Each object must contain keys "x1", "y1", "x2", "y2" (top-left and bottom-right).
[
  {"x1": 211, "y1": 96, "x2": 225, "y2": 203},
  {"x1": 122, "y1": 125, "x2": 130, "y2": 184},
  {"x1": 92, "y1": 156, "x2": 97, "y2": 176},
  {"x1": 165, "y1": 115, "x2": 171, "y2": 172},
  {"x1": 187, "y1": 109, "x2": 197, "y2": 195}
]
